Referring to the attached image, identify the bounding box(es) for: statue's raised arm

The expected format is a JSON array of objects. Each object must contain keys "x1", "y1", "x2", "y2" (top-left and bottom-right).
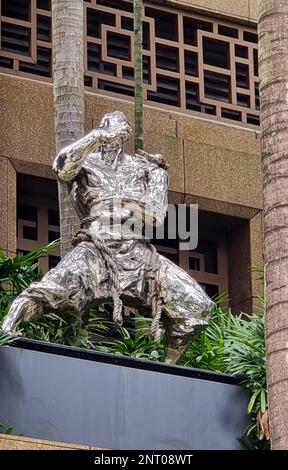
[{"x1": 53, "y1": 112, "x2": 133, "y2": 182}]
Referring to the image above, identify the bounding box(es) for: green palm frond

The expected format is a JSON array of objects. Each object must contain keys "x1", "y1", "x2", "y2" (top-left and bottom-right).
[
  {"x1": 0, "y1": 241, "x2": 59, "y2": 316},
  {"x1": 0, "y1": 330, "x2": 15, "y2": 346}
]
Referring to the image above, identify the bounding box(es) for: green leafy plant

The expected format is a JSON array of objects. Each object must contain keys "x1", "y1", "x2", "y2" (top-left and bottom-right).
[
  {"x1": 0, "y1": 330, "x2": 15, "y2": 347},
  {"x1": 22, "y1": 309, "x2": 111, "y2": 350},
  {"x1": 22, "y1": 309, "x2": 164, "y2": 361},
  {"x1": 93, "y1": 323, "x2": 164, "y2": 361},
  {"x1": 0, "y1": 421, "x2": 13, "y2": 435},
  {"x1": 224, "y1": 310, "x2": 268, "y2": 449},
  {"x1": 180, "y1": 300, "x2": 229, "y2": 372},
  {"x1": 0, "y1": 241, "x2": 59, "y2": 321}
]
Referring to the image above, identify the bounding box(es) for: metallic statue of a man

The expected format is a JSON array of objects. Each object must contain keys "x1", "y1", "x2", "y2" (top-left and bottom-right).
[{"x1": 1, "y1": 111, "x2": 213, "y2": 363}]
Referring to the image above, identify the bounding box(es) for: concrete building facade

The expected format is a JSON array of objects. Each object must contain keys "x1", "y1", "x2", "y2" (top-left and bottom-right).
[{"x1": 0, "y1": 0, "x2": 262, "y2": 313}]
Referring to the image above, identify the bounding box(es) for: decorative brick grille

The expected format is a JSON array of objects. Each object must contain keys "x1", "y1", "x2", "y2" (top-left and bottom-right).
[
  {"x1": 0, "y1": 0, "x2": 259, "y2": 127},
  {"x1": 0, "y1": 0, "x2": 51, "y2": 77}
]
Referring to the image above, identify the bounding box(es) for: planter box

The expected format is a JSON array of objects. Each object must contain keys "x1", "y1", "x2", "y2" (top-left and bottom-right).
[{"x1": 0, "y1": 339, "x2": 249, "y2": 450}]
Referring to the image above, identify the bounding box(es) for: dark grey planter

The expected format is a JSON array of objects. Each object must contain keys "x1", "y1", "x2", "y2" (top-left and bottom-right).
[{"x1": 0, "y1": 339, "x2": 249, "y2": 450}]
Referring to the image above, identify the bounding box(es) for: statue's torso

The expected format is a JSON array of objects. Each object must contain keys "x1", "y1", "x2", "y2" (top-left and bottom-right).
[
  {"x1": 84, "y1": 153, "x2": 150, "y2": 204},
  {"x1": 69, "y1": 152, "x2": 168, "y2": 240}
]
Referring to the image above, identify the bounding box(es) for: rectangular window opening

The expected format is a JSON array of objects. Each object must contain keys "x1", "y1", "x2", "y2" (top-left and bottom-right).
[
  {"x1": 218, "y1": 25, "x2": 238, "y2": 38},
  {"x1": 204, "y1": 71, "x2": 231, "y2": 103},
  {"x1": 156, "y1": 44, "x2": 179, "y2": 72},
  {"x1": 183, "y1": 17, "x2": 213, "y2": 46},
  {"x1": 2, "y1": 0, "x2": 30, "y2": 21},
  {"x1": 107, "y1": 32, "x2": 131, "y2": 61},
  {"x1": 145, "y1": 7, "x2": 178, "y2": 41},
  {"x1": 203, "y1": 38, "x2": 230, "y2": 69},
  {"x1": 1, "y1": 23, "x2": 31, "y2": 56},
  {"x1": 147, "y1": 75, "x2": 180, "y2": 107}
]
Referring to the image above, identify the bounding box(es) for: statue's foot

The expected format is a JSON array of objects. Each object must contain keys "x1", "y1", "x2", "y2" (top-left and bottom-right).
[{"x1": 164, "y1": 347, "x2": 185, "y2": 365}]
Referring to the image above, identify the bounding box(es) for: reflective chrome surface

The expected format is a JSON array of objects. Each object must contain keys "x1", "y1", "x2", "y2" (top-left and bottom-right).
[{"x1": 1, "y1": 111, "x2": 214, "y2": 362}]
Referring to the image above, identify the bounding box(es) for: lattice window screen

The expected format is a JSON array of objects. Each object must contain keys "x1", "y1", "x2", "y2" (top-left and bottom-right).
[{"x1": 0, "y1": 0, "x2": 259, "y2": 128}]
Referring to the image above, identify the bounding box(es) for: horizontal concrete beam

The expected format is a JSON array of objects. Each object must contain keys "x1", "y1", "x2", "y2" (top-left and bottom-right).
[
  {"x1": 151, "y1": 0, "x2": 257, "y2": 22},
  {"x1": 0, "y1": 434, "x2": 103, "y2": 450}
]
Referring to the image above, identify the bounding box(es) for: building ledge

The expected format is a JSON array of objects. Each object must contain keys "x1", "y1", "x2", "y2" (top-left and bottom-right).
[
  {"x1": 0, "y1": 433, "x2": 103, "y2": 450},
  {"x1": 153, "y1": 0, "x2": 257, "y2": 24}
]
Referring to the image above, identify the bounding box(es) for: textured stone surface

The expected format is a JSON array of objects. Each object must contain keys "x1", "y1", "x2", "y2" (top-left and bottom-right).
[
  {"x1": 87, "y1": 95, "x2": 177, "y2": 139},
  {"x1": 184, "y1": 140, "x2": 262, "y2": 208},
  {"x1": 7, "y1": 160, "x2": 16, "y2": 255},
  {"x1": 0, "y1": 434, "x2": 103, "y2": 450},
  {"x1": 0, "y1": 76, "x2": 54, "y2": 167},
  {"x1": 203, "y1": 0, "x2": 250, "y2": 19},
  {"x1": 87, "y1": 93, "x2": 134, "y2": 128},
  {"x1": 0, "y1": 157, "x2": 16, "y2": 256},
  {"x1": 178, "y1": 116, "x2": 260, "y2": 156},
  {"x1": 169, "y1": 190, "x2": 185, "y2": 205},
  {"x1": 10, "y1": 159, "x2": 55, "y2": 180},
  {"x1": 184, "y1": 193, "x2": 259, "y2": 219},
  {"x1": 161, "y1": 0, "x2": 253, "y2": 21},
  {"x1": 144, "y1": 108, "x2": 177, "y2": 139},
  {"x1": 85, "y1": 117, "x2": 94, "y2": 133},
  {"x1": 248, "y1": 0, "x2": 258, "y2": 21},
  {"x1": 144, "y1": 134, "x2": 185, "y2": 193},
  {"x1": 166, "y1": 0, "x2": 205, "y2": 9},
  {"x1": 0, "y1": 76, "x2": 261, "y2": 209}
]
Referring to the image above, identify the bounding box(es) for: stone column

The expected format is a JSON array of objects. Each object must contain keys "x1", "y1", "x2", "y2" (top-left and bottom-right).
[{"x1": 0, "y1": 156, "x2": 17, "y2": 256}]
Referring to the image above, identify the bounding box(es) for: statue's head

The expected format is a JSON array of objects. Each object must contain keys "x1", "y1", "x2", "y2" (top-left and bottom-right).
[{"x1": 99, "y1": 111, "x2": 133, "y2": 143}]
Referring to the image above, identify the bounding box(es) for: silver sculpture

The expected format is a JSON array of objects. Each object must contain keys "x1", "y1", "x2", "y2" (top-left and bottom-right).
[{"x1": 1, "y1": 111, "x2": 214, "y2": 363}]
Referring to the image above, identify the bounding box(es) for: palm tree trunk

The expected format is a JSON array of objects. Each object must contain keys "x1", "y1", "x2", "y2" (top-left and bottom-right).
[
  {"x1": 52, "y1": 0, "x2": 84, "y2": 255},
  {"x1": 258, "y1": 0, "x2": 288, "y2": 450},
  {"x1": 134, "y1": 0, "x2": 143, "y2": 152}
]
